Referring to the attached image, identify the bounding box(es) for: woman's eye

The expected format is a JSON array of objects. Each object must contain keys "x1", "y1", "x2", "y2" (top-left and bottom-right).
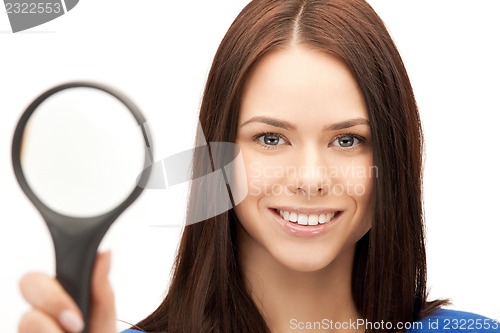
[
  {"x1": 257, "y1": 133, "x2": 285, "y2": 146},
  {"x1": 332, "y1": 134, "x2": 360, "y2": 148}
]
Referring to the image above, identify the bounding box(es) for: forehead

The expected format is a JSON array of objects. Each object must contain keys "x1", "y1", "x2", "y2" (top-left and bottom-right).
[{"x1": 239, "y1": 45, "x2": 368, "y2": 126}]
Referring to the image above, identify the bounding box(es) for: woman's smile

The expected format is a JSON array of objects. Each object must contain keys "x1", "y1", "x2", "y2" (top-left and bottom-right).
[
  {"x1": 274, "y1": 207, "x2": 339, "y2": 225},
  {"x1": 270, "y1": 207, "x2": 344, "y2": 237}
]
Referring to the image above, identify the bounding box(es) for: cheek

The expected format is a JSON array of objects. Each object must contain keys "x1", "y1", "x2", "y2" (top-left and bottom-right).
[
  {"x1": 232, "y1": 152, "x2": 274, "y2": 233},
  {"x1": 328, "y1": 154, "x2": 374, "y2": 199},
  {"x1": 227, "y1": 148, "x2": 251, "y2": 205},
  {"x1": 333, "y1": 155, "x2": 374, "y2": 233},
  {"x1": 348, "y1": 156, "x2": 374, "y2": 237},
  {"x1": 352, "y1": 155, "x2": 375, "y2": 204},
  {"x1": 232, "y1": 151, "x2": 290, "y2": 228},
  {"x1": 240, "y1": 153, "x2": 287, "y2": 199}
]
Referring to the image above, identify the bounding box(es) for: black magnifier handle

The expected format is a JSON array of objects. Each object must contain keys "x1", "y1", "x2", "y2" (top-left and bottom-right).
[{"x1": 40, "y1": 208, "x2": 122, "y2": 333}]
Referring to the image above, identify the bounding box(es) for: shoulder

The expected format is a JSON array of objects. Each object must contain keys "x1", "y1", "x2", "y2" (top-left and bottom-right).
[{"x1": 408, "y1": 308, "x2": 500, "y2": 333}]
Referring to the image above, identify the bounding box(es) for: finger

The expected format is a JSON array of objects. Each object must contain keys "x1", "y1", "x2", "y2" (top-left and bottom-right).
[
  {"x1": 89, "y1": 251, "x2": 116, "y2": 333},
  {"x1": 19, "y1": 309, "x2": 64, "y2": 333},
  {"x1": 19, "y1": 272, "x2": 84, "y2": 333}
]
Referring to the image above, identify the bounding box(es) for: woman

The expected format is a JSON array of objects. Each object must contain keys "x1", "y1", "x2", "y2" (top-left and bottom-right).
[{"x1": 18, "y1": 0, "x2": 499, "y2": 332}]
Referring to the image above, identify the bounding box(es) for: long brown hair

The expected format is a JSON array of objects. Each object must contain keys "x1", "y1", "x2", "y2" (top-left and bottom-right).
[{"x1": 136, "y1": 1, "x2": 446, "y2": 332}]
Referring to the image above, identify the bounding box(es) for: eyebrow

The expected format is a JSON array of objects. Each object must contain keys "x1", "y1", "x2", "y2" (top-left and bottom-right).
[
  {"x1": 239, "y1": 116, "x2": 370, "y2": 131},
  {"x1": 325, "y1": 118, "x2": 370, "y2": 131}
]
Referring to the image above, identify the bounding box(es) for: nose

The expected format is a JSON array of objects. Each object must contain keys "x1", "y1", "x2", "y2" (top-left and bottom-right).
[{"x1": 286, "y1": 146, "x2": 333, "y2": 197}]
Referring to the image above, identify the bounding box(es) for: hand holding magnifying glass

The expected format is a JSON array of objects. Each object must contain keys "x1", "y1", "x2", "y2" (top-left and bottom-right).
[{"x1": 12, "y1": 82, "x2": 153, "y2": 333}]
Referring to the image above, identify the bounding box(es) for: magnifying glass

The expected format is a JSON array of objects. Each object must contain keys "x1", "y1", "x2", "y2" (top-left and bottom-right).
[{"x1": 11, "y1": 81, "x2": 153, "y2": 333}]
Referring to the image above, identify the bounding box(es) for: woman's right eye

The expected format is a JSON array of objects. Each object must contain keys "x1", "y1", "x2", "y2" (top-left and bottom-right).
[{"x1": 254, "y1": 133, "x2": 287, "y2": 148}]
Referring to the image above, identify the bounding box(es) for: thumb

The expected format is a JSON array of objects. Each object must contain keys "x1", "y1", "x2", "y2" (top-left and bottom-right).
[{"x1": 89, "y1": 251, "x2": 116, "y2": 333}]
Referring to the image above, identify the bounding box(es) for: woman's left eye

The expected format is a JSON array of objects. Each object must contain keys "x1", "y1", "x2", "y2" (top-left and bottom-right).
[
  {"x1": 255, "y1": 133, "x2": 286, "y2": 147},
  {"x1": 331, "y1": 134, "x2": 361, "y2": 148}
]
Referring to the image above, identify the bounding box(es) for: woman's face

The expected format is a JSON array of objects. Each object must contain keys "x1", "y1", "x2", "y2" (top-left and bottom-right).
[{"x1": 234, "y1": 45, "x2": 374, "y2": 272}]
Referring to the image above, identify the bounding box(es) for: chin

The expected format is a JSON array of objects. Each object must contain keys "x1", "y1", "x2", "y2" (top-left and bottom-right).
[
  {"x1": 282, "y1": 256, "x2": 334, "y2": 273},
  {"x1": 270, "y1": 241, "x2": 350, "y2": 273}
]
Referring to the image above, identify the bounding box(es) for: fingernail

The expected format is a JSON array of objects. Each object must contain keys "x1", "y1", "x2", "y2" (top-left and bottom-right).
[
  {"x1": 102, "y1": 249, "x2": 112, "y2": 260},
  {"x1": 99, "y1": 250, "x2": 112, "y2": 275},
  {"x1": 59, "y1": 309, "x2": 84, "y2": 333}
]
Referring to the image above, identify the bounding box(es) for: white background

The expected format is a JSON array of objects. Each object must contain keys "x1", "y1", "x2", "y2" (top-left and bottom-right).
[{"x1": 1, "y1": 1, "x2": 499, "y2": 332}]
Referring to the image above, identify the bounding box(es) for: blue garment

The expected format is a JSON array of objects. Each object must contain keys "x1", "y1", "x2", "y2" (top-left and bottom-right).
[{"x1": 121, "y1": 308, "x2": 500, "y2": 333}]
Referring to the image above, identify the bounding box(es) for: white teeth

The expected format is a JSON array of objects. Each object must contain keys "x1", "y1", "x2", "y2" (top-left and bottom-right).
[
  {"x1": 278, "y1": 209, "x2": 337, "y2": 226},
  {"x1": 298, "y1": 214, "x2": 308, "y2": 225},
  {"x1": 308, "y1": 214, "x2": 318, "y2": 225}
]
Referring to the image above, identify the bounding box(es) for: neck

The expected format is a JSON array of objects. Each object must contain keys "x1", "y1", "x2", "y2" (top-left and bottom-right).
[{"x1": 238, "y1": 227, "x2": 364, "y2": 333}]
